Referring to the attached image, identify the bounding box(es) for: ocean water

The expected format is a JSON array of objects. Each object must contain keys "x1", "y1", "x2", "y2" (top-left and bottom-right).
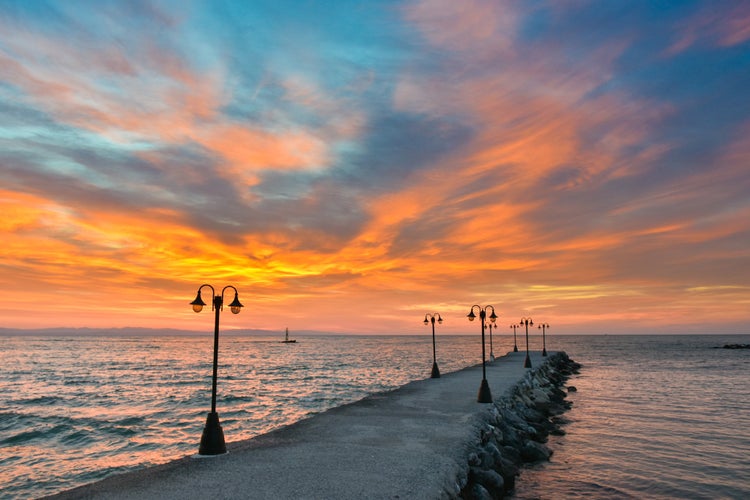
[
  {"x1": 0, "y1": 333, "x2": 481, "y2": 499},
  {"x1": 1, "y1": 333, "x2": 748, "y2": 499},
  {"x1": 512, "y1": 334, "x2": 750, "y2": 500}
]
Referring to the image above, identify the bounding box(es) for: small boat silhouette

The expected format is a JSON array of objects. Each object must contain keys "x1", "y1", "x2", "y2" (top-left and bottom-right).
[{"x1": 281, "y1": 327, "x2": 297, "y2": 343}]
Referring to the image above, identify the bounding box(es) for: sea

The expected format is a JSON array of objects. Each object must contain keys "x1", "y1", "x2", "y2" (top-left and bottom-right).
[{"x1": 1, "y1": 333, "x2": 748, "y2": 500}]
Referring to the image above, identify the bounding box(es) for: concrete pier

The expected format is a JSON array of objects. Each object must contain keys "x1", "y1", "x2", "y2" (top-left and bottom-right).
[{"x1": 47, "y1": 351, "x2": 568, "y2": 499}]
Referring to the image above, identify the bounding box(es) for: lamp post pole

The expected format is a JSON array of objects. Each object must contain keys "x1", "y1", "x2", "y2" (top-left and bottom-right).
[
  {"x1": 510, "y1": 324, "x2": 519, "y2": 352},
  {"x1": 520, "y1": 317, "x2": 533, "y2": 368},
  {"x1": 488, "y1": 323, "x2": 495, "y2": 361},
  {"x1": 538, "y1": 323, "x2": 550, "y2": 356},
  {"x1": 190, "y1": 284, "x2": 244, "y2": 456},
  {"x1": 424, "y1": 313, "x2": 442, "y2": 378},
  {"x1": 468, "y1": 305, "x2": 498, "y2": 403}
]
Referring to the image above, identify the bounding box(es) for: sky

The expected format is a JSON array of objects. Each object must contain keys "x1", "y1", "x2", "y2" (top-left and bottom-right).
[{"x1": 1, "y1": 0, "x2": 749, "y2": 335}]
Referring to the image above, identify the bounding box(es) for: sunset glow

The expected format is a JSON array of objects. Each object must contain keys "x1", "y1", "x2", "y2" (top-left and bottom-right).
[{"x1": 1, "y1": 1, "x2": 748, "y2": 334}]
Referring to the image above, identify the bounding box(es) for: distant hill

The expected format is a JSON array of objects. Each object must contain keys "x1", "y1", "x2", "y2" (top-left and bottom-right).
[{"x1": 0, "y1": 327, "x2": 280, "y2": 337}]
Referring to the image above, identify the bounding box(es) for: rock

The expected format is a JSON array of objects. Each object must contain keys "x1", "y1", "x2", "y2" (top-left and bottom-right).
[
  {"x1": 520, "y1": 440, "x2": 552, "y2": 462},
  {"x1": 483, "y1": 442, "x2": 503, "y2": 464},
  {"x1": 495, "y1": 458, "x2": 520, "y2": 476},
  {"x1": 518, "y1": 393, "x2": 535, "y2": 408},
  {"x1": 500, "y1": 407, "x2": 527, "y2": 429},
  {"x1": 723, "y1": 343, "x2": 750, "y2": 349},
  {"x1": 567, "y1": 385, "x2": 577, "y2": 392},
  {"x1": 520, "y1": 406, "x2": 546, "y2": 424},
  {"x1": 527, "y1": 421, "x2": 549, "y2": 442},
  {"x1": 551, "y1": 415, "x2": 570, "y2": 426},
  {"x1": 530, "y1": 388, "x2": 551, "y2": 404},
  {"x1": 549, "y1": 424, "x2": 566, "y2": 436},
  {"x1": 469, "y1": 482, "x2": 492, "y2": 500},
  {"x1": 470, "y1": 467, "x2": 505, "y2": 495},
  {"x1": 549, "y1": 386, "x2": 567, "y2": 401},
  {"x1": 455, "y1": 467, "x2": 469, "y2": 492},
  {"x1": 490, "y1": 425, "x2": 503, "y2": 444},
  {"x1": 460, "y1": 352, "x2": 580, "y2": 499},
  {"x1": 497, "y1": 421, "x2": 521, "y2": 447},
  {"x1": 477, "y1": 449, "x2": 494, "y2": 469},
  {"x1": 479, "y1": 425, "x2": 494, "y2": 445},
  {"x1": 496, "y1": 457, "x2": 520, "y2": 488},
  {"x1": 501, "y1": 445, "x2": 521, "y2": 463}
]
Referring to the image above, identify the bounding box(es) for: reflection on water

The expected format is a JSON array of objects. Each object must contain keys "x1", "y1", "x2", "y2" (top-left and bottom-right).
[
  {"x1": 511, "y1": 334, "x2": 750, "y2": 500},
  {"x1": 3, "y1": 334, "x2": 749, "y2": 500},
  {"x1": 0, "y1": 334, "x2": 484, "y2": 499}
]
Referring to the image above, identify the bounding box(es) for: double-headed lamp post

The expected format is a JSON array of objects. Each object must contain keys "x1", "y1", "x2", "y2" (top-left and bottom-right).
[
  {"x1": 190, "y1": 284, "x2": 244, "y2": 456},
  {"x1": 520, "y1": 317, "x2": 533, "y2": 368},
  {"x1": 424, "y1": 313, "x2": 442, "y2": 378},
  {"x1": 468, "y1": 305, "x2": 498, "y2": 403},
  {"x1": 538, "y1": 323, "x2": 550, "y2": 356},
  {"x1": 510, "y1": 324, "x2": 519, "y2": 352}
]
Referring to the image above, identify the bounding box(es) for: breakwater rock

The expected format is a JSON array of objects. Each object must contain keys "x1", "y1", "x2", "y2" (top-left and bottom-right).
[
  {"x1": 459, "y1": 352, "x2": 581, "y2": 499},
  {"x1": 720, "y1": 343, "x2": 750, "y2": 349}
]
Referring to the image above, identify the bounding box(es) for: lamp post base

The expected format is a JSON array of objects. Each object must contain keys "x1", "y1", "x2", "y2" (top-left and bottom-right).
[
  {"x1": 199, "y1": 411, "x2": 227, "y2": 455},
  {"x1": 431, "y1": 361, "x2": 441, "y2": 378},
  {"x1": 514, "y1": 345, "x2": 518, "y2": 352},
  {"x1": 524, "y1": 354, "x2": 532, "y2": 368},
  {"x1": 542, "y1": 348, "x2": 547, "y2": 356},
  {"x1": 477, "y1": 379, "x2": 493, "y2": 403}
]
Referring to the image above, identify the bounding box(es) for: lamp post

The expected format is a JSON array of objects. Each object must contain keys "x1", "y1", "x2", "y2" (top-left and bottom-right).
[
  {"x1": 520, "y1": 317, "x2": 533, "y2": 368},
  {"x1": 538, "y1": 323, "x2": 550, "y2": 356},
  {"x1": 510, "y1": 324, "x2": 519, "y2": 352},
  {"x1": 424, "y1": 313, "x2": 442, "y2": 378},
  {"x1": 488, "y1": 323, "x2": 495, "y2": 362},
  {"x1": 468, "y1": 305, "x2": 498, "y2": 403},
  {"x1": 190, "y1": 284, "x2": 244, "y2": 455}
]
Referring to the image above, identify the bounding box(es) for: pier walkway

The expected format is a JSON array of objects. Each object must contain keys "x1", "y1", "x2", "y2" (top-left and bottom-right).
[{"x1": 49, "y1": 351, "x2": 553, "y2": 499}]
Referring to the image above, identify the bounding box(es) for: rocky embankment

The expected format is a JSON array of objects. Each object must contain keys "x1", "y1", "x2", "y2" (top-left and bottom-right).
[{"x1": 459, "y1": 352, "x2": 581, "y2": 499}]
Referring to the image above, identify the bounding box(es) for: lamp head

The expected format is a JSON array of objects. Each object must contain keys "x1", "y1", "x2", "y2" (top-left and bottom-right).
[
  {"x1": 489, "y1": 311, "x2": 498, "y2": 323},
  {"x1": 437, "y1": 314, "x2": 443, "y2": 324},
  {"x1": 228, "y1": 292, "x2": 244, "y2": 314},
  {"x1": 467, "y1": 310, "x2": 476, "y2": 322},
  {"x1": 190, "y1": 290, "x2": 207, "y2": 313}
]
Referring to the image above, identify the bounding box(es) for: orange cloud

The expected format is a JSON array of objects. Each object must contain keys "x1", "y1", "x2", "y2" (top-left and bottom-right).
[{"x1": 195, "y1": 124, "x2": 328, "y2": 184}]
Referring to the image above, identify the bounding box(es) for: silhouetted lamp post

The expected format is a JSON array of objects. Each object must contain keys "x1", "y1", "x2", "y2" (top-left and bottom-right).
[
  {"x1": 520, "y1": 317, "x2": 533, "y2": 368},
  {"x1": 488, "y1": 323, "x2": 496, "y2": 361},
  {"x1": 468, "y1": 305, "x2": 498, "y2": 403},
  {"x1": 190, "y1": 284, "x2": 244, "y2": 455},
  {"x1": 538, "y1": 323, "x2": 550, "y2": 356},
  {"x1": 424, "y1": 313, "x2": 442, "y2": 378},
  {"x1": 510, "y1": 324, "x2": 519, "y2": 352}
]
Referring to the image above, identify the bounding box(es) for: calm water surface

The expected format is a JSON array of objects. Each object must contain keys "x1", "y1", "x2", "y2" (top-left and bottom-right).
[
  {"x1": 512, "y1": 334, "x2": 750, "y2": 500},
  {"x1": 1, "y1": 333, "x2": 749, "y2": 499}
]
